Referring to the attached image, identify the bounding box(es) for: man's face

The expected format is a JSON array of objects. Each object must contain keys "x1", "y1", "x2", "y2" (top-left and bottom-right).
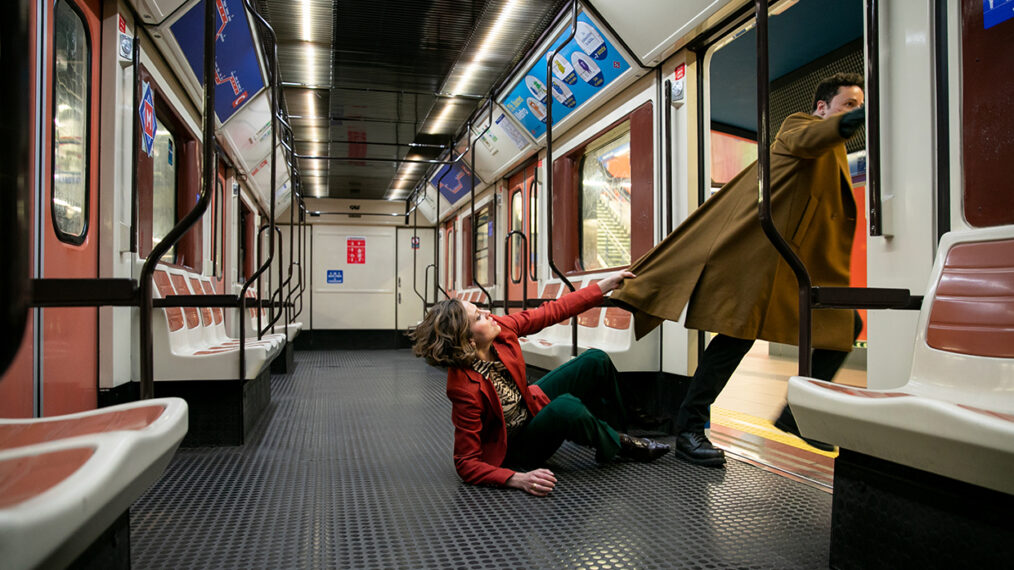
[
  {"x1": 815, "y1": 85, "x2": 864, "y2": 118},
  {"x1": 461, "y1": 300, "x2": 500, "y2": 347}
]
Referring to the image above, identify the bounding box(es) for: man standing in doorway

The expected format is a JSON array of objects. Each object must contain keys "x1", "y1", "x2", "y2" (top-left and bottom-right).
[{"x1": 612, "y1": 73, "x2": 866, "y2": 466}]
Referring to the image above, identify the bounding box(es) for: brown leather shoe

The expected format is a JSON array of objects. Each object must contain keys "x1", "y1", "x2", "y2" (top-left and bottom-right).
[{"x1": 618, "y1": 433, "x2": 671, "y2": 462}]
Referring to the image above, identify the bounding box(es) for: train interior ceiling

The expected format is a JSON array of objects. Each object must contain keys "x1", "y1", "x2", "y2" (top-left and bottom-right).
[{"x1": 1, "y1": 0, "x2": 1013, "y2": 568}]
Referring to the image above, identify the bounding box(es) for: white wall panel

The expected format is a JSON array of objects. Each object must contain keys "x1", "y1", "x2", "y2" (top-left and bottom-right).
[{"x1": 311, "y1": 225, "x2": 396, "y2": 330}]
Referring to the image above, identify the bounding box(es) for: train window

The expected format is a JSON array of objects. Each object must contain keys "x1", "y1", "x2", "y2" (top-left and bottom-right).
[
  {"x1": 151, "y1": 115, "x2": 178, "y2": 262},
  {"x1": 474, "y1": 205, "x2": 493, "y2": 287},
  {"x1": 509, "y1": 190, "x2": 523, "y2": 283},
  {"x1": 529, "y1": 180, "x2": 537, "y2": 281},
  {"x1": 51, "y1": 0, "x2": 91, "y2": 243},
  {"x1": 579, "y1": 122, "x2": 631, "y2": 271}
]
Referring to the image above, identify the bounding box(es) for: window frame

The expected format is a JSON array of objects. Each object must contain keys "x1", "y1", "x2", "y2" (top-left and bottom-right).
[
  {"x1": 50, "y1": 0, "x2": 93, "y2": 246},
  {"x1": 551, "y1": 102, "x2": 654, "y2": 276}
]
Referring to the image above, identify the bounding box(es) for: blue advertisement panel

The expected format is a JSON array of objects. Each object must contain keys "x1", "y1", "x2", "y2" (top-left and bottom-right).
[
  {"x1": 499, "y1": 12, "x2": 630, "y2": 139},
  {"x1": 170, "y1": 0, "x2": 265, "y2": 123},
  {"x1": 430, "y1": 163, "x2": 477, "y2": 205}
]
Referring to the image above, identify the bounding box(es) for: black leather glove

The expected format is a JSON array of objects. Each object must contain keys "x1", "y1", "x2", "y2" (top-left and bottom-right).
[{"x1": 838, "y1": 106, "x2": 865, "y2": 138}]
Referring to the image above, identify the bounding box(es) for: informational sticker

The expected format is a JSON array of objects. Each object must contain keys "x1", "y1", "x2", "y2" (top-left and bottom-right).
[
  {"x1": 430, "y1": 162, "x2": 477, "y2": 205},
  {"x1": 495, "y1": 113, "x2": 530, "y2": 151},
  {"x1": 500, "y1": 12, "x2": 630, "y2": 139},
  {"x1": 346, "y1": 237, "x2": 366, "y2": 264},
  {"x1": 411, "y1": 236, "x2": 421, "y2": 250},
  {"x1": 170, "y1": 0, "x2": 266, "y2": 123},
  {"x1": 139, "y1": 81, "x2": 157, "y2": 157},
  {"x1": 117, "y1": 14, "x2": 132, "y2": 62},
  {"x1": 984, "y1": 0, "x2": 1014, "y2": 29},
  {"x1": 326, "y1": 270, "x2": 343, "y2": 284},
  {"x1": 671, "y1": 63, "x2": 686, "y2": 105}
]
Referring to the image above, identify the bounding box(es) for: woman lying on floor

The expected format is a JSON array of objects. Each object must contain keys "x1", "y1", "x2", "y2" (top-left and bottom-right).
[{"x1": 410, "y1": 271, "x2": 670, "y2": 496}]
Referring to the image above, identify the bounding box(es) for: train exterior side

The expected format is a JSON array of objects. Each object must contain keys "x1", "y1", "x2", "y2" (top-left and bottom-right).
[{"x1": 1, "y1": 0, "x2": 1012, "y2": 568}]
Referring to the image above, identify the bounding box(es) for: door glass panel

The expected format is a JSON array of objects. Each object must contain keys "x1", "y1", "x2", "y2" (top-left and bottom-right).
[
  {"x1": 510, "y1": 190, "x2": 523, "y2": 283},
  {"x1": 475, "y1": 207, "x2": 491, "y2": 287},
  {"x1": 529, "y1": 180, "x2": 537, "y2": 280},
  {"x1": 52, "y1": 0, "x2": 90, "y2": 241}
]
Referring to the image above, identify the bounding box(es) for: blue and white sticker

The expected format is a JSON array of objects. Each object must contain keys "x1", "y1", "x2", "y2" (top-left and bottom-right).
[
  {"x1": 139, "y1": 80, "x2": 157, "y2": 157},
  {"x1": 576, "y1": 21, "x2": 607, "y2": 60},
  {"x1": 326, "y1": 270, "x2": 343, "y2": 284},
  {"x1": 551, "y1": 53, "x2": 578, "y2": 85},
  {"x1": 572, "y1": 51, "x2": 604, "y2": 87},
  {"x1": 527, "y1": 97, "x2": 547, "y2": 123},
  {"x1": 551, "y1": 79, "x2": 576, "y2": 108},
  {"x1": 524, "y1": 75, "x2": 548, "y2": 103}
]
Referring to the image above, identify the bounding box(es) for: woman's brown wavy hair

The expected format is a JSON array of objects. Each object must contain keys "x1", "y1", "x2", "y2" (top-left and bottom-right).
[{"x1": 409, "y1": 299, "x2": 477, "y2": 368}]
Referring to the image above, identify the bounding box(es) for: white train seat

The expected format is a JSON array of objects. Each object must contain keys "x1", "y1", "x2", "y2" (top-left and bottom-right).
[
  {"x1": 788, "y1": 224, "x2": 1014, "y2": 494},
  {"x1": 0, "y1": 398, "x2": 187, "y2": 569}
]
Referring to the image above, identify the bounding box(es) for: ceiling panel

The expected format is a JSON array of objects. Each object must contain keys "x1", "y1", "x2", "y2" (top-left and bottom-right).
[{"x1": 258, "y1": 0, "x2": 567, "y2": 200}]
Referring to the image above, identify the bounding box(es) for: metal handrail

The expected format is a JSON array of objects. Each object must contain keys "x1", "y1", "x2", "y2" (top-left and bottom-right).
[
  {"x1": 139, "y1": 0, "x2": 217, "y2": 398},
  {"x1": 545, "y1": 0, "x2": 580, "y2": 357}
]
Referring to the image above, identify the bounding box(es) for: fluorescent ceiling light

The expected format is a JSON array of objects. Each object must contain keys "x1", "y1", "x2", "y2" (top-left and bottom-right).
[
  {"x1": 301, "y1": 0, "x2": 312, "y2": 42},
  {"x1": 448, "y1": 0, "x2": 518, "y2": 96}
]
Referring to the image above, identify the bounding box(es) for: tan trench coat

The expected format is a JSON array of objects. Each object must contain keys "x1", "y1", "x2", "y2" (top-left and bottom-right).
[{"x1": 612, "y1": 112, "x2": 857, "y2": 351}]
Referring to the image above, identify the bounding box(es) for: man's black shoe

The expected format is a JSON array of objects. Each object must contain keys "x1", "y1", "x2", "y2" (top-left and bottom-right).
[
  {"x1": 774, "y1": 406, "x2": 836, "y2": 452},
  {"x1": 674, "y1": 431, "x2": 726, "y2": 467},
  {"x1": 618, "y1": 433, "x2": 671, "y2": 462}
]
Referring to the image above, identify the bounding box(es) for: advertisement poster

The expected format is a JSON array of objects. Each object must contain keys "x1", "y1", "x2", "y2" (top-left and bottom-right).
[
  {"x1": 500, "y1": 12, "x2": 630, "y2": 139},
  {"x1": 430, "y1": 162, "x2": 477, "y2": 205},
  {"x1": 170, "y1": 0, "x2": 266, "y2": 123},
  {"x1": 347, "y1": 237, "x2": 366, "y2": 264}
]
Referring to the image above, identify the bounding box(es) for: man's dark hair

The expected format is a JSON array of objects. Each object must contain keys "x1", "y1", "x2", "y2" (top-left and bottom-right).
[{"x1": 810, "y1": 72, "x2": 864, "y2": 112}]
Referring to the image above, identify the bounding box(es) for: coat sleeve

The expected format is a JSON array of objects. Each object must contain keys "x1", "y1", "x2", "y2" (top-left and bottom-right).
[
  {"x1": 497, "y1": 285, "x2": 604, "y2": 338},
  {"x1": 775, "y1": 113, "x2": 847, "y2": 159},
  {"x1": 446, "y1": 381, "x2": 516, "y2": 487}
]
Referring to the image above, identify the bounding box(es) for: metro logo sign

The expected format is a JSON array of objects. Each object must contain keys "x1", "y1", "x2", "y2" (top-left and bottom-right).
[{"x1": 139, "y1": 81, "x2": 157, "y2": 157}]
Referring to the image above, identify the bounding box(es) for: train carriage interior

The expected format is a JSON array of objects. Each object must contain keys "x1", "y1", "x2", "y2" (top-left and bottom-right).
[{"x1": 1, "y1": 0, "x2": 1013, "y2": 568}]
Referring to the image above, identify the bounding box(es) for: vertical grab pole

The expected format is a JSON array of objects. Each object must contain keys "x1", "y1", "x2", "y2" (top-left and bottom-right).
[
  {"x1": 139, "y1": 0, "x2": 217, "y2": 397},
  {"x1": 754, "y1": 0, "x2": 812, "y2": 377},
  {"x1": 545, "y1": 0, "x2": 579, "y2": 357}
]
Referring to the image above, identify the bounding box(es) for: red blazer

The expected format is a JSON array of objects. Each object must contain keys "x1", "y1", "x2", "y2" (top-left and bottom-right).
[{"x1": 445, "y1": 284, "x2": 604, "y2": 486}]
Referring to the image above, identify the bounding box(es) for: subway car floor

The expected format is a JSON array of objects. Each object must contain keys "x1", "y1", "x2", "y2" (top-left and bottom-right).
[{"x1": 131, "y1": 349, "x2": 834, "y2": 568}]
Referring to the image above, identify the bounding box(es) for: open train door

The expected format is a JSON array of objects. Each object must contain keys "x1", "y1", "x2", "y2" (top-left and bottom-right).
[{"x1": 40, "y1": 0, "x2": 102, "y2": 415}]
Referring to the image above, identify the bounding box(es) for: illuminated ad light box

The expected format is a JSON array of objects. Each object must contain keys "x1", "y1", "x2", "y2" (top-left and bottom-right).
[
  {"x1": 170, "y1": 0, "x2": 266, "y2": 123},
  {"x1": 499, "y1": 12, "x2": 630, "y2": 140},
  {"x1": 430, "y1": 162, "x2": 479, "y2": 205}
]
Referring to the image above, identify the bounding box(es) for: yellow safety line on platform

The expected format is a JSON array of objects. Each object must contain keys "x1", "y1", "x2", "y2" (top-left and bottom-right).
[{"x1": 710, "y1": 407, "x2": 838, "y2": 458}]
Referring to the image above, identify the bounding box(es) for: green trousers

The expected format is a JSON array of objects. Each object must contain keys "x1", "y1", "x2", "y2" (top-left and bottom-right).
[{"x1": 504, "y1": 349, "x2": 626, "y2": 467}]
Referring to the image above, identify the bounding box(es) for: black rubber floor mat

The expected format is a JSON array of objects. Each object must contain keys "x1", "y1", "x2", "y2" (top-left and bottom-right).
[{"x1": 131, "y1": 349, "x2": 831, "y2": 568}]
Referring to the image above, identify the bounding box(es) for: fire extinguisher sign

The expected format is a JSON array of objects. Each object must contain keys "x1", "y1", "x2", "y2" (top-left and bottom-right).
[{"x1": 347, "y1": 236, "x2": 366, "y2": 264}]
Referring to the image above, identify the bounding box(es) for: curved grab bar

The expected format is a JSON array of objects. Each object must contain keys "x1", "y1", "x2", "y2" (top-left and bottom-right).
[
  {"x1": 139, "y1": 0, "x2": 218, "y2": 398},
  {"x1": 544, "y1": 0, "x2": 580, "y2": 356}
]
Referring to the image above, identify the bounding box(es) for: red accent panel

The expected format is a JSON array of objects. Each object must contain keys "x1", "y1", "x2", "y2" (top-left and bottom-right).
[
  {"x1": 927, "y1": 239, "x2": 1014, "y2": 358},
  {"x1": 961, "y1": 0, "x2": 1014, "y2": 227},
  {"x1": 604, "y1": 307, "x2": 632, "y2": 330},
  {"x1": 577, "y1": 280, "x2": 602, "y2": 327},
  {"x1": 190, "y1": 277, "x2": 214, "y2": 326},
  {"x1": 0, "y1": 405, "x2": 166, "y2": 450},
  {"x1": 175, "y1": 140, "x2": 203, "y2": 272},
  {"x1": 199, "y1": 280, "x2": 225, "y2": 324},
  {"x1": 153, "y1": 271, "x2": 184, "y2": 332},
  {"x1": 169, "y1": 273, "x2": 200, "y2": 329},
  {"x1": 628, "y1": 103, "x2": 654, "y2": 261},
  {"x1": 0, "y1": 448, "x2": 94, "y2": 508},
  {"x1": 807, "y1": 380, "x2": 910, "y2": 398},
  {"x1": 551, "y1": 157, "x2": 579, "y2": 272},
  {"x1": 957, "y1": 404, "x2": 1014, "y2": 423}
]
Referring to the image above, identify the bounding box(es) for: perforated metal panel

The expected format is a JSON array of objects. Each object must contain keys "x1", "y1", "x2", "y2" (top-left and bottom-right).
[
  {"x1": 131, "y1": 350, "x2": 832, "y2": 568},
  {"x1": 770, "y1": 43, "x2": 866, "y2": 154}
]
